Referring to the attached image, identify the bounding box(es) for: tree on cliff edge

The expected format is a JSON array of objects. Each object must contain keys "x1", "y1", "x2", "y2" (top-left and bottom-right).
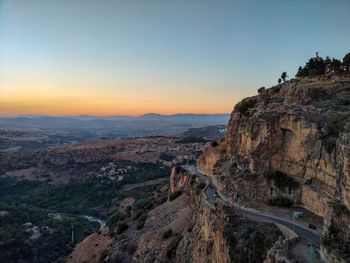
[{"x1": 281, "y1": 72, "x2": 288, "y2": 82}]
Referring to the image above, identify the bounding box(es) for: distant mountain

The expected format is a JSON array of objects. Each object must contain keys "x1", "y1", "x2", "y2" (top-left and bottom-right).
[
  {"x1": 0, "y1": 113, "x2": 230, "y2": 137},
  {"x1": 138, "y1": 113, "x2": 230, "y2": 122}
]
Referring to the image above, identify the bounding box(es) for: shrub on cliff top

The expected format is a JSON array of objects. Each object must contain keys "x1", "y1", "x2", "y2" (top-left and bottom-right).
[
  {"x1": 296, "y1": 52, "x2": 350, "y2": 78},
  {"x1": 236, "y1": 99, "x2": 256, "y2": 116}
]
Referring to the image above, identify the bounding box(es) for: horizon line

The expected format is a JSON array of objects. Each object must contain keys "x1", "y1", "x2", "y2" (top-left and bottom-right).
[{"x1": 0, "y1": 112, "x2": 231, "y2": 118}]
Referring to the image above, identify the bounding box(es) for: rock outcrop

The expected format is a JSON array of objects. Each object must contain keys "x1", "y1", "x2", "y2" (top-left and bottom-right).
[
  {"x1": 198, "y1": 78, "x2": 350, "y2": 214},
  {"x1": 198, "y1": 76, "x2": 350, "y2": 262},
  {"x1": 71, "y1": 167, "x2": 280, "y2": 263},
  {"x1": 168, "y1": 167, "x2": 280, "y2": 263}
]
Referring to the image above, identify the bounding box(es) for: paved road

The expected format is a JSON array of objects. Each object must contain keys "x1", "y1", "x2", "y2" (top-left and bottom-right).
[
  {"x1": 181, "y1": 165, "x2": 216, "y2": 204},
  {"x1": 181, "y1": 164, "x2": 321, "y2": 246},
  {"x1": 235, "y1": 206, "x2": 320, "y2": 246}
]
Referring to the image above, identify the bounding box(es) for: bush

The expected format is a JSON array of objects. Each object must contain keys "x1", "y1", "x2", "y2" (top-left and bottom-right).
[
  {"x1": 135, "y1": 198, "x2": 152, "y2": 210},
  {"x1": 106, "y1": 212, "x2": 123, "y2": 226},
  {"x1": 136, "y1": 220, "x2": 145, "y2": 230},
  {"x1": 236, "y1": 99, "x2": 256, "y2": 116},
  {"x1": 169, "y1": 191, "x2": 182, "y2": 201},
  {"x1": 162, "y1": 229, "x2": 173, "y2": 239},
  {"x1": 321, "y1": 221, "x2": 350, "y2": 255},
  {"x1": 331, "y1": 200, "x2": 350, "y2": 216},
  {"x1": 268, "y1": 196, "x2": 293, "y2": 207},
  {"x1": 135, "y1": 213, "x2": 147, "y2": 230},
  {"x1": 320, "y1": 115, "x2": 350, "y2": 153},
  {"x1": 115, "y1": 222, "x2": 129, "y2": 234},
  {"x1": 132, "y1": 210, "x2": 143, "y2": 220}
]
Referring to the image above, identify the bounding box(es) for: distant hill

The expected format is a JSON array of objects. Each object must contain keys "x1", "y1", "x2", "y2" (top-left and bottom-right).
[
  {"x1": 0, "y1": 113, "x2": 230, "y2": 138},
  {"x1": 138, "y1": 113, "x2": 229, "y2": 122}
]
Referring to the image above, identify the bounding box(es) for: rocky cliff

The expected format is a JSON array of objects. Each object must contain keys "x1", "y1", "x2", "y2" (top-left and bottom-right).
[
  {"x1": 68, "y1": 167, "x2": 281, "y2": 263},
  {"x1": 169, "y1": 167, "x2": 280, "y2": 263},
  {"x1": 198, "y1": 76, "x2": 350, "y2": 262}
]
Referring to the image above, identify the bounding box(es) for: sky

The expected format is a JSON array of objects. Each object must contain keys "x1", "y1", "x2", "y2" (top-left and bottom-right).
[{"x1": 1, "y1": 0, "x2": 350, "y2": 116}]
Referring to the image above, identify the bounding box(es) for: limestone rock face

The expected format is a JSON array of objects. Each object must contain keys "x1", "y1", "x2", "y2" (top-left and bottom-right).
[
  {"x1": 197, "y1": 142, "x2": 227, "y2": 175},
  {"x1": 171, "y1": 167, "x2": 280, "y2": 263},
  {"x1": 169, "y1": 166, "x2": 192, "y2": 193},
  {"x1": 198, "y1": 78, "x2": 350, "y2": 217},
  {"x1": 198, "y1": 77, "x2": 350, "y2": 263}
]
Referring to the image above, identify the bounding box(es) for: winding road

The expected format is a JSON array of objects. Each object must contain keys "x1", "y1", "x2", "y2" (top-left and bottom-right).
[{"x1": 181, "y1": 165, "x2": 321, "y2": 246}]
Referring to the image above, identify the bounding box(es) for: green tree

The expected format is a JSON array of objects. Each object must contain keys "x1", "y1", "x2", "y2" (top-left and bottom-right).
[
  {"x1": 278, "y1": 78, "x2": 282, "y2": 84},
  {"x1": 343, "y1": 52, "x2": 350, "y2": 65},
  {"x1": 281, "y1": 72, "x2": 288, "y2": 82}
]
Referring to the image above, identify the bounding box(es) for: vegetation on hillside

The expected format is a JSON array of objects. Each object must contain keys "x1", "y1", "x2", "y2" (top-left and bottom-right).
[
  {"x1": 321, "y1": 201, "x2": 350, "y2": 256},
  {"x1": 296, "y1": 52, "x2": 350, "y2": 77},
  {"x1": 0, "y1": 162, "x2": 170, "y2": 218},
  {"x1": 320, "y1": 114, "x2": 350, "y2": 153},
  {"x1": 176, "y1": 136, "x2": 207, "y2": 143},
  {"x1": 236, "y1": 99, "x2": 256, "y2": 116},
  {"x1": 0, "y1": 202, "x2": 97, "y2": 263}
]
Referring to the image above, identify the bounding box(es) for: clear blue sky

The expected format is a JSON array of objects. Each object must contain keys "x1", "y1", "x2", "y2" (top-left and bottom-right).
[{"x1": 1, "y1": 0, "x2": 349, "y2": 115}]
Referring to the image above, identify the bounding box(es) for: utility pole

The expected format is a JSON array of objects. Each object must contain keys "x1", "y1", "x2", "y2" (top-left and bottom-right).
[{"x1": 71, "y1": 223, "x2": 74, "y2": 244}]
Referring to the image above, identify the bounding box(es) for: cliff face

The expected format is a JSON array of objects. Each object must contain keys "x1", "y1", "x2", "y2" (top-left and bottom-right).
[
  {"x1": 198, "y1": 77, "x2": 350, "y2": 262},
  {"x1": 74, "y1": 167, "x2": 279, "y2": 263},
  {"x1": 168, "y1": 167, "x2": 280, "y2": 263},
  {"x1": 198, "y1": 78, "x2": 350, "y2": 216}
]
